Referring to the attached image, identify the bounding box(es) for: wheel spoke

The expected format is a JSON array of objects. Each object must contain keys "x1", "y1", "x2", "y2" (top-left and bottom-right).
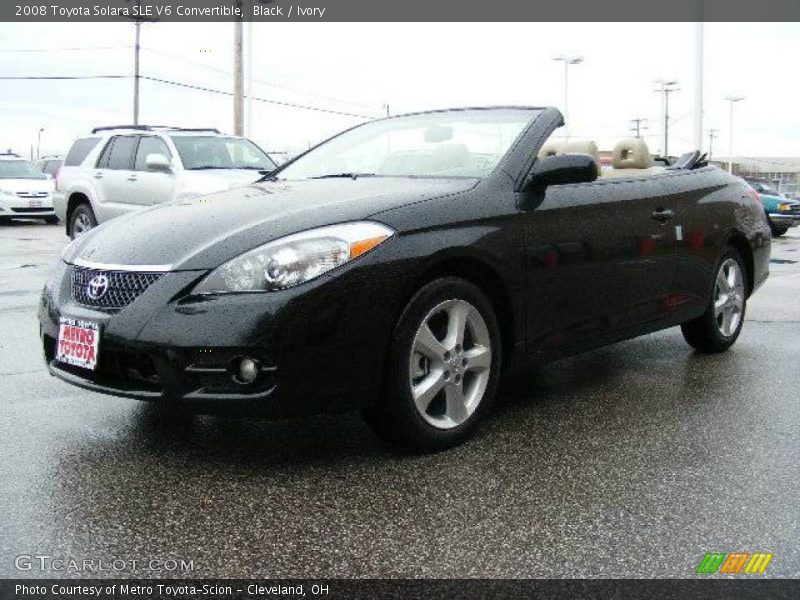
[
  {"x1": 445, "y1": 384, "x2": 468, "y2": 424},
  {"x1": 445, "y1": 301, "x2": 469, "y2": 348},
  {"x1": 726, "y1": 265, "x2": 738, "y2": 290},
  {"x1": 464, "y1": 346, "x2": 491, "y2": 372},
  {"x1": 714, "y1": 294, "x2": 727, "y2": 316},
  {"x1": 414, "y1": 323, "x2": 446, "y2": 362},
  {"x1": 412, "y1": 371, "x2": 445, "y2": 413},
  {"x1": 721, "y1": 307, "x2": 733, "y2": 336},
  {"x1": 716, "y1": 268, "x2": 729, "y2": 293}
]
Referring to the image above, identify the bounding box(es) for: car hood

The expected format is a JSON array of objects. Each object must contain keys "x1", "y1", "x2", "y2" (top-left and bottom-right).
[
  {"x1": 0, "y1": 178, "x2": 53, "y2": 193},
  {"x1": 71, "y1": 177, "x2": 477, "y2": 270},
  {"x1": 176, "y1": 169, "x2": 266, "y2": 197}
]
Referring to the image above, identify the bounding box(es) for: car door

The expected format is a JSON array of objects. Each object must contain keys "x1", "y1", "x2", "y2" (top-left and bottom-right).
[
  {"x1": 93, "y1": 135, "x2": 140, "y2": 219},
  {"x1": 132, "y1": 135, "x2": 174, "y2": 206},
  {"x1": 520, "y1": 175, "x2": 676, "y2": 356}
]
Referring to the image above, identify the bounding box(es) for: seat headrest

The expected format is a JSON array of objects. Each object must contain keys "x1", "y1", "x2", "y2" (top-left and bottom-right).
[
  {"x1": 538, "y1": 140, "x2": 565, "y2": 159},
  {"x1": 564, "y1": 140, "x2": 600, "y2": 166},
  {"x1": 612, "y1": 138, "x2": 653, "y2": 169}
]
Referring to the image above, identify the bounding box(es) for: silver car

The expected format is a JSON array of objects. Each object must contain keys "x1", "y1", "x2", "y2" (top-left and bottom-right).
[{"x1": 54, "y1": 126, "x2": 277, "y2": 238}]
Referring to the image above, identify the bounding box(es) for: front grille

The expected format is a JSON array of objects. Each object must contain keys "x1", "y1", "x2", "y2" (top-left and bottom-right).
[
  {"x1": 15, "y1": 191, "x2": 49, "y2": 199},
  {"x1": 11, "y1": 207, "x2": 51, "y2": 213},
  {"x1": 71, "y1": 267, "x2": 164, "y2": 310}
]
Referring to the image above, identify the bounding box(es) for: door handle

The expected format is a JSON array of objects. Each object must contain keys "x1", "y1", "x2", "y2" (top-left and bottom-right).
[
  {"x1": 127, "y1": 175, "x2": 138, "y2": 182},
  {"x1": 652, "y1": 208, "x2": 674, "y2": 223},
  {"x1": 93, "y1": 172, "x2": 103, "y2": 179}
]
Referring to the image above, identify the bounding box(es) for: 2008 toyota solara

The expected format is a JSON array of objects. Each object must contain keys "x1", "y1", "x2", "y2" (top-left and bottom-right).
[{"x1": 39, "y1": 107, "x2": 770, "y2": 450}]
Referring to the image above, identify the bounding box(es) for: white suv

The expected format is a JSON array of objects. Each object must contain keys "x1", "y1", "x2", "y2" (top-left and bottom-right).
[
  {"x1": 54, "y1": 126, "x2": 278, "y2": 238},
  {"x1": 0, "y1": 153, "x2": 57, "y2": 224}
]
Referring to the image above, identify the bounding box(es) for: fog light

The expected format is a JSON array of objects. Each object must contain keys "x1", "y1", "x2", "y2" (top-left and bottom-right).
[{"x1": 238, "y1": 357, "x2": 259, "y2": 383}]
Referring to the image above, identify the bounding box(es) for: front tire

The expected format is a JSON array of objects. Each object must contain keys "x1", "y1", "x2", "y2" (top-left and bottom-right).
[
  {"x1": 681, "y1": 246, "x2": 747, "y2": 353},
  {"x1": 69, "y1": 203, "x2": 97, "y2": 239},
  {"x1": 363, "y1": 277, "x2": 502, "y2": 452}
]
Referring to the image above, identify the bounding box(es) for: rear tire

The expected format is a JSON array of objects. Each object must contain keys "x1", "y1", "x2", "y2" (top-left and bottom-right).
[
  {"x1": 769, "y1": 221, "x2": 788, "y2": 237},
  {"x1": 362, "y1": 277, "x2": 502, "y2": 452},
  {"x1": 681, "y1": 246, "x2": 747, "y2": 353},
  {"x1": 69, "y1": 203, "x2": 97, "y2": 239}
]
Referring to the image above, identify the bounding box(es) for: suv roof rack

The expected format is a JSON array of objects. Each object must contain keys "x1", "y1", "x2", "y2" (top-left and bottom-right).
[{"x1": 90, "y1": 125, "x2": 222, "y2": 134}]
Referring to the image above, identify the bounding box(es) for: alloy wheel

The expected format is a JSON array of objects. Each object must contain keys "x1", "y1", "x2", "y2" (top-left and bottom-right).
[
  {"x1": 714, "y1": 258, "x2": 745, "y2": 337},
  {"x1": 73, "y1": 213, "x2": 92, "y2": 236},
  {"x1": 409, "y1": 299, "x2": 492, "y2": 429}
]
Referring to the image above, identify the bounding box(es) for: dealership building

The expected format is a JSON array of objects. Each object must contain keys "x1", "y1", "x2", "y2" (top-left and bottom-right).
[{"x1": 712, "y1": 157, "x2": 800, "y2": 198}]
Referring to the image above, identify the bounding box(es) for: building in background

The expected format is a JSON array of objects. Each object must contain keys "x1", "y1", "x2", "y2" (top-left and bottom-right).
[{"x1": 712, "y1": 157, "x2": 800, "y2": 198}]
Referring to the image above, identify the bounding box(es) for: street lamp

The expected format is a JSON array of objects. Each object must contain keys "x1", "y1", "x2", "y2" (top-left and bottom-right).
[
  {"x1": 553, "y1": 55, "x2": 583, "y2": 139},
  {"x1": 654, "y1": 79, "x2": 679, "y2": 159},
  {"x1": 725, "y1": 95, "x2": 745, "y2": 174},
  {"x1": 36, "y1": 128, "x2": 44, "y2": 160}
]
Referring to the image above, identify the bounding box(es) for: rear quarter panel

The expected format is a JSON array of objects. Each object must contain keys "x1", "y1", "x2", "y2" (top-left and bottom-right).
[{"x1": 659, "y1": 167, "x2": 770, "y2": 317}]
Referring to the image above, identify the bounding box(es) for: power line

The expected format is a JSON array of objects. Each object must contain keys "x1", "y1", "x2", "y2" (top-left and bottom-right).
[
  {"x1": 0, "y1": 73, "x2": 378, "y2": 119},
  {"x1": 140, "y1": 46, "x2": 380, "y2": 112},
  {"x1": 0, "y1": 75, "x2": 129, "y2": 80},
  {"x1": 141, "y1": 75, "x2": 377, "y2": 119},
  {"x1": 0, "y1": 45, "x2": 131, "y2": 52}
]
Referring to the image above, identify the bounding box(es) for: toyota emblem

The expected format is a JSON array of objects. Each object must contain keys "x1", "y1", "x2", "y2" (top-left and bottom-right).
[{"x1": 87, "y1": 274, "x2": 109, "y2": 300}]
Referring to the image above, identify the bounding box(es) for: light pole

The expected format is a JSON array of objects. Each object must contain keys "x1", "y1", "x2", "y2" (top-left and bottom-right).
[
  {"x1": 36, "y1": 128, "x2": 44, "y2": 159},
  {"x1": 725, "y1": 95, "x2": 745, "y2": 174},
  {"x1": 553, "y1": 55, "x2": 583, "y2": 138},
  {"x1": 654, "y1": 79, "x2": 679, "y2": 159}
]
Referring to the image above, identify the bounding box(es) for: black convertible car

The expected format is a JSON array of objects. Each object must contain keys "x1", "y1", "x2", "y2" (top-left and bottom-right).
[{"x1": 39, "y1": 107, "x2": 770, "y2": 450}]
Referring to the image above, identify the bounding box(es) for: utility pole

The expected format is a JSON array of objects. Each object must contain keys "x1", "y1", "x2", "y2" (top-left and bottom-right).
[
  {"x1": 133, "y1": 20, "x2": 141, "y2": 125},
  {"x1": 654, "y1": 79, "x2": 679, "y2": 158},
  {"x1": 693, "y1": 21, "x2": 704, "y2": 151},
  {"x1": 245, "y1": 20, "x2": 253, "y2": 137},
  {"x1": 383, "y1": 104, "x2": 390, "y2": 117},
  {"x1": 630, "y1": 118, "x2": 648, "y2": 138},
  {"x1": 124, "y1": 0, "x2": 156, "y2": 125},
  {"x1": 553, "y1": 55, "x2": 584, "y2": 139},
  {"x1": 233, "y1": 17, "x2": 244, "y2": 136},
  {"x1": 725, "y1": 95, "x2": 745, "y2": 174},
  {"x1": 707, "y1": 128, "x2": 718, "y2": 159}
]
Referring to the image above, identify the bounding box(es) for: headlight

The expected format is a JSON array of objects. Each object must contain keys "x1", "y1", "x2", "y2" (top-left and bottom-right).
[
  {"x1": 192, "y1": 221, "x2": 395, "y2": 294},
  {"x1": 777, "y1": 203, "x2": 792, "y2": 212}
]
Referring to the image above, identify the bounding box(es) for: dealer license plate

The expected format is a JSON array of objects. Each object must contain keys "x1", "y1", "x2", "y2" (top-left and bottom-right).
[{"x1": 56, "y1": 318, "x2": 100, "y2": 370}]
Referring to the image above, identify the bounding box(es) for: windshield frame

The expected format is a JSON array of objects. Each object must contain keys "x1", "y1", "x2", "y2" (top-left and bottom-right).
[{"x1": 271, "y1": 106, "x2": 544, "y2": 182}]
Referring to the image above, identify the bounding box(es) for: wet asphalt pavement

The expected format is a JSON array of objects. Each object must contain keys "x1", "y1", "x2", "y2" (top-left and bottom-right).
[{"x1": 1, "y1": 221, "x2": 798, "y2": 579}]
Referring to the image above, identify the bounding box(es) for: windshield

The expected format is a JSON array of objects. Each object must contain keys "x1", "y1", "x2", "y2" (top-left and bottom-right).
[
  {"x1": 277, "y1": 108, "x2": 540, "y2": 180},
  {"x1": 0, "y1": 160, "x2": 47, "y2": 180},
  {"x1": 171, "y1": 136, "x2": 277, "y2": 171}
]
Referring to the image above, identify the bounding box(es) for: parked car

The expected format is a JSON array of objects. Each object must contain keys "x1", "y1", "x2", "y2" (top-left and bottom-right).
[
  {"x1": 40, "y1": 107, "x2": 770, "y2": 451},
  {"x1": 0, "y1": 153, "x2": 57, "y2": 224},
  {"x1": 34, "y1": 155, "x2": 64, "y2": 178},
  {"x1": 746, "y1": 180, "x2": 800, "y2": 237},
  {"x1": 54, "y1": 126, "x2": 278, "y2": 239}
]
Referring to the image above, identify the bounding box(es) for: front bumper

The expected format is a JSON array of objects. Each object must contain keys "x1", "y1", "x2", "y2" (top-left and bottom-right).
[
  {"x1": 38, "y1": 259, "x2": 403, "y2": 416},
  {"x1": 0, "y1": 194, "x2": 55, "y2": 218},
  {"x1": 768, "y1": 212, "x2": 800, "y2": 227}
]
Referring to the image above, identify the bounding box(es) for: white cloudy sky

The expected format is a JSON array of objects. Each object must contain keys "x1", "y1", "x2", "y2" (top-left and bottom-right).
[{"x1": 0, "y1": 22, "x2": 797, "y2": 158}]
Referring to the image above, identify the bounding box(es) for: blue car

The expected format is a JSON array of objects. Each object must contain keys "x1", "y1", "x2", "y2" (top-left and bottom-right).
[{"x1": 746, "y1": 180, "x2": 800, "y2": 237}]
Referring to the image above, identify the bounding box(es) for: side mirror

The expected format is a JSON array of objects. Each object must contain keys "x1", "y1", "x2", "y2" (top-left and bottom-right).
[
  {"x1": 145, "y1": 153, "x2": 171, "y2": 172},
  {"x1": 525, "y1": 154, "x2": 598, "y2": 189}
]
